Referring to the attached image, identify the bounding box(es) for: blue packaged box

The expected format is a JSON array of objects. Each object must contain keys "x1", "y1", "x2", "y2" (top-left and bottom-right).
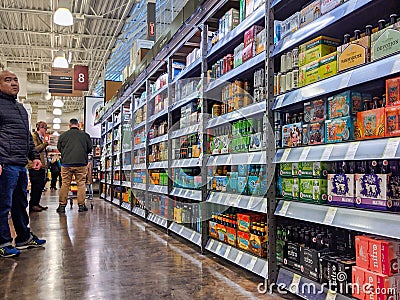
[
  {"x1": 227, "y1": 172, "x2": 238, "y2": 193},
  {"x1": 328, "y1": 91, "x2": 352, "y2": 119},
  {"x1": 238, "y1": 165, "x2": 249, "y2": 177},
  {"x1": 325, "y1": 116, "x2": 354, "y2": 143},
  {"x1": 237, "y1": 177, "x2": 247, "y2": 194},
  {"x1": 282, "y1": 122, "x2": 302, "y2": 148}
]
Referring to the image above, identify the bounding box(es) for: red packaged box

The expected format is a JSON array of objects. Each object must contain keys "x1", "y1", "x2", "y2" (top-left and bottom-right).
[
  {"x1": 352, "y1": 266, "x2": 367, "y2": 300},
  {"x1": 355, "y1": 108, "x2": 386, "y2": 140},
  {"x1": 242, "y1": 42, "x2": 254, "y2": 63},
  {"x1": 385, "y1": 106, "x2": 400, "y2": 137},
  {"x1": 369, "y1": 238, "x2": 400, "y2": 276},
  {"x1": 237, "y1": 230, "x2": 251, "y2": 251},
  {"x1": 226, "y1": 226, "x2": 237, "y2": 247},
  {"x1": 386, "y1": 77, "x2": 400, "y2": 107},
  {"x1": 356, "y1": 235, "x2": 371, "y2": 270},
  {"x1": 237, "y1": 213, "x2": 264, "y2": 232},
  {"x1": 244, "y1": 25, "x2": 263, "y2": 47}
]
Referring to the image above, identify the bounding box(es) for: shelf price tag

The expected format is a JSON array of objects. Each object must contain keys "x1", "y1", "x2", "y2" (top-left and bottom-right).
[
  {"x1": 224, "y1": 246, "x2": 231, "y2": 258},
  {"x1": 280, "y1": 148, "x2": 291, "y2": 163},
  {"x1": 216, "y1": 241, "x2": 222, "y2": 253},
  {"x1": 321, "y1": 145, "x2": 334, "y2": 161},
  {"x1": 383, "y1": 138, "x2": 400, "y2": 158},
  {"x1": 323, "y1": 207, "x2": 338, "y2": 225},
  {"x1": 345, "y1": 142, "x2": 360, "y2": 160},
  {"x1": 326, "y1": 289, "x2": 337, "y2": 300},
  {"x1": 278, "y1": 201, "x2": 291, "y2": 216},
  {"x1": 235, "y1": 251, "x2": 244, "y2": 264},
  {"x1": 299, "y1": 147, "x2": 311, "y2": 161},
  {"x1": 248, "y1": 256, "x2": 258, "y2": 270},
  {"x1": 289, "y1": 273, "x2": 301, "y2": 294}
]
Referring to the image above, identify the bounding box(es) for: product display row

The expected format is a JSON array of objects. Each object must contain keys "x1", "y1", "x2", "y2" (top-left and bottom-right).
[{"x1": 97, "y1": 0, "x2": 400, "y2": 297}]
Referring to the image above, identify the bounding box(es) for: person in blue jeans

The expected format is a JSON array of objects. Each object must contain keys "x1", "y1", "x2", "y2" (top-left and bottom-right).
[{"x1": 0, "y1": 69, "x2": 46, "y2": 258}]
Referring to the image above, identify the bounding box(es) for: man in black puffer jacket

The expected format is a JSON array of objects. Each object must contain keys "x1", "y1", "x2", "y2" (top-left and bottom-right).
[{"x1": 0, "y1": 70, "x2": 46, "y2": 258}]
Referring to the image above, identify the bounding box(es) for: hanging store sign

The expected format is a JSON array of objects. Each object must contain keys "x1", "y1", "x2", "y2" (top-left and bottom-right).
[{"x1": 49, "y1": 68, "x2": 82, "y2": 97}]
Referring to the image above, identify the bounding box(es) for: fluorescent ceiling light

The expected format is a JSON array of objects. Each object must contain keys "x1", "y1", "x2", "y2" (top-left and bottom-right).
[
  {"x1": 53, "y1": 108, "x2": 62, "y2": 115},
  {"x1": 53, "y1": 123, "x2": 61, "y2": 130},
  {"x1": 53, "y1": 117, "x2": 62, "y2": 124},
  {"x1": 53, "y1": 50, "x2": 69, "y2": 68},
  {"x1": 53, "y1": 99, "x2": 64, "y2": 107},
  {"x1": 54, "y1": 8, "x2": 73, "y2": 26},
  {"x1": 52, "y1": 131, "x2": 60, "y2": 136}
]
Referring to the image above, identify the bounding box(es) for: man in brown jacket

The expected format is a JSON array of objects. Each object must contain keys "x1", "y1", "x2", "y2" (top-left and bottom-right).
[{"x1": 27, "y1": 121, "x2": 49, "y2": 213}]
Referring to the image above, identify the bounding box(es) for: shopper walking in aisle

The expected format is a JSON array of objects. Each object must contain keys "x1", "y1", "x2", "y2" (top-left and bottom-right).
[
  {"x1": 57, "y1": 118, "x2": 92, "y2": 213},
  {"x1": 0, "y1": 69, "x2": 46, "y2": 258},
  {"x1": 27, "y1": 121, "x2": 49, "y2": 213},
  {"x1": 49, "y1": 155, "x2": 61, "y2": 190}
]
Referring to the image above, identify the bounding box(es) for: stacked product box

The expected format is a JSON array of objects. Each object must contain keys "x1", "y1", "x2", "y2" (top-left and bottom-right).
[{"x1": 353, "y1": 236, "x2": 400, "y2": 300}]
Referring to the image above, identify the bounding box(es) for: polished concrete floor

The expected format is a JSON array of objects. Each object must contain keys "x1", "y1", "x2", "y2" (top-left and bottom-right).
[{"x1": 0, "y1": 190, "x2": 283, "y2": 300}]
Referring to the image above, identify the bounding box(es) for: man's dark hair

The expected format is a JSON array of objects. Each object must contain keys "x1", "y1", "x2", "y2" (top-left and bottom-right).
[{"x1": 69, "y1": 118, "x2": 79, "y2": 125}]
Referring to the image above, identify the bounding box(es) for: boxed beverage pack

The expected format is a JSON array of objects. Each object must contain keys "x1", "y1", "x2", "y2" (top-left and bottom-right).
[
  {"x1": 299, "y1": 0, "x2": 321, "y2": 28},
  {"x1": 282, "y1": 122, "x2": 302, "y2": 147},
  {"x1": 385, "y1": 106, "x2": 400, "y2": 136},
  {"x1": 337, "y1": 36, "x2": 370, "y2": 72},
  {"x1": 224, "y1": 8, "x2": 240, "y2": 33},
  {"x1": 355, "y1": 108, "x2": 386, "y2": 140},
  {"x1": 355, "y1": 173, "x2": 388, "y2": 210},
  {"x1": 226, "y1": 226, "x2": 237, "y2": 247},
  {"x1": 304, "y1": 98, "x2": 326, "y2": 123},
  {"x1": 318, "y1": 51, "x2": 338, "y2": 80},
  {"x1": 308, "y1": 122, "x2": 325, "y2": 145},
  {"x1": 328, "y1": 91, "x2": 352, "y2": 119},
  {"x1": 250, "y1": 231, "x2": 268, "y2": 257},
  {"x1": 325, "y1": 116, "x2": 354, "y2": 143},
  {"x1": 299, "y1": 178, "x2": 328, "y2": 203},
  {"x1": 320, "y1": 255, "x2": 356, "y2": 295},
  {"x1": 320, "y1": 0, "x2": 346, "y2": 14},
  {"x1": 244, "y1": 25, "x2": 263, "y2": 47},
  {"x1": 234, "y1": 43, "x2": 244, "y2": 68},
  {"x1": 280, "y1": 162, "x2": 299, "y2": 177},
  {"x1": 255, "y1": 29, "x2": 266, "y2": 54},
  {"x1": 209, "y1": 220, "x2": 219, "y2": 239},
  {"x1": 371, "y1": 21, "x2": 400, "y2": 61},
  {"x1": 327, "y1": 173, "x2": 355, "y2": 206},
  {"x1": 299, "y1": 36, "x2": 340, "y2": 66},
  {"x1": 281, "y1": 12, "x2": 300, "y2": 39},
  {"x1": 284, "y1": 242, "x2": 302, "y2": 271},
  {"x1": 298, "y1": 161, "x2": 329, "y2": 178},
  {"x1": 245, "y1": 0, "x2": 254, "y2": 18},
  {"x1": 237, "y1": 230, "x2": 251, "y2": 251},
  {"x1": 352, "y1": 265, "x2": 367, "y2": 300},
  {"x1": 386, "y1": 77, "x2": 400, "y2": 107},
  {"x1": 368, "y1": 237, "x2": 400, "y2": 276},
  {"x1": 242, "y1": 42, "x2": 254, "y2": 62},
  {"x1": 301, "y1": 247, "x2": 332, "y2": 282},
  {"x1": 237, "y1": 213, "x2": 264, "y2": 232},
  {"x1": 356, "y1": 235, "x2": 372, "y2": 270},
  {"x1": 364, "y1": 269, "x2": 400, "y2": 300},
  {"x1": 299, "y1": 59, "x2": 320, "y2": 86}
]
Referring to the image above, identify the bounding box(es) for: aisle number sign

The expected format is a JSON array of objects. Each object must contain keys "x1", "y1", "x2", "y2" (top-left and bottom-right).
[{"x1": 74, "y1": 65, "x2": 89, "y2": 91}]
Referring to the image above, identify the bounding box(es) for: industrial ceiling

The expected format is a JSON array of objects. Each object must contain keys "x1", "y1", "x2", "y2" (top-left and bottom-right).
[{"x1": 0, "y1": 0, "x2": 188, "y2": 121}]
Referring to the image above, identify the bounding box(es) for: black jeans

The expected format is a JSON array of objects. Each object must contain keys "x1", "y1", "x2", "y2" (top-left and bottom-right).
[
  {"x1": 28, "y1": 168, "x2": 46, "y2": 208},
  {"x1": 51, "y1": 171, "x2": 60, "y2": 188}
]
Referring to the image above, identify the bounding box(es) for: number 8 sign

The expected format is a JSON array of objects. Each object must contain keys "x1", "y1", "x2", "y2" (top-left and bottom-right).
[{"x1": 74, "y1": 65, "x2": 89, "y2": 91}]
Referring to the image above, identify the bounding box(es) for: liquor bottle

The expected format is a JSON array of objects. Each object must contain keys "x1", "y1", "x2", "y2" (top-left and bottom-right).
[
  {"x1": 378, "y1": 19, "x2": 386, "y2": 30},
  {"x1": 354, "y1": 29, "x2": 361, "y2": 39},
  {"x1": 390, "y1": 14, "x2": 398, "y2": 25},
  {"x1": 343, "y1": 34, "x2": 351, "y2": 44},
  {"x1": 365, "y1": 25, "x2": 373, "y2": 37}
]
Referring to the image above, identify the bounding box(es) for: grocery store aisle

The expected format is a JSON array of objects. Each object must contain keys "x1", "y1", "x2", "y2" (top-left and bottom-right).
[{"x1": 0, "y1": 192, "x2": 278, "y2": 300}]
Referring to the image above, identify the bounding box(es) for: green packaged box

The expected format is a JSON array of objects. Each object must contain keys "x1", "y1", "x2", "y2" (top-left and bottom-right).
[
  {"x1": 299, "y1": 36, "x2": 340, "y2": 66},
  {"x1": 279, "y1": 162, "x2": 299, "y2": 177},
  {"x1": 282, "y1": 177, "x2": 299, "y2": 200},
  {"x1": 299, "y1": 179, "x2": 328, "y2": 203},
  {"x1": 371, "y1": 21, "x2": 400, "y2": 61},
  {"x1": 299, "y1": 162, "x2": 329, "y2": 178}
]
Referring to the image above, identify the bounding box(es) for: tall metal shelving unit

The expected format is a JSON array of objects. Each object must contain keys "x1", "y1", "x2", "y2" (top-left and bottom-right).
[{"x1": 268, "y1": 0, "x2": 400, "y2": 299}]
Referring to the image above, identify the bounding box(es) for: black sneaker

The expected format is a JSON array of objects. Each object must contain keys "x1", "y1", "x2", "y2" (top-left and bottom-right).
[
  {"x1": 16, "y1": 233, "x2": 46, "y2": 250},
  {"x1": 78, "y1": 204, "x2": 88, "y2": 212},
  {"x1": 0, "y1": 245, "x2": 20, "y2": 257},
  {"x1": 56, "y1": 205, "x2": 66, "y2": 213}
]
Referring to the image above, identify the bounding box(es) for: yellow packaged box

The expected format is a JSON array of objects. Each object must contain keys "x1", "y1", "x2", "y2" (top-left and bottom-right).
[
  {"x1": 300, "y1": 59, "x2": 320, "y2": 86},
  {"x1": 337, "y1": 36, "x2": 370, "y2": 72},
  {"x1": 318, "y1": 52, "x2": 337, "y2": 80},
  {"x1": 299, "y1": 36, "x2": 340, "y2": 66}
]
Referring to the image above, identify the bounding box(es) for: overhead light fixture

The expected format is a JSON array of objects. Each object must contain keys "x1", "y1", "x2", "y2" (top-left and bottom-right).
[
  {"x1": 53, "y1": 7, "x2": 73, "y2": 26},
  {"x1": 53, "y1": 50, "x2": 69, "y2": 68},
  {"x1": 53, "y1": 123, "x2": 61, "y2": 130},
  {"x1": 53, "y1": 108, "x2": 62, "y2": 115},
  {"x1": 53, "y1": 99, "x2": 64, "y2": 107},
  {"x1": 52, "y1": 131, "x2": 60, "y2": 136},
  {"x1": 53, "y1": 117, "x2": 62, "y2": 124}
]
